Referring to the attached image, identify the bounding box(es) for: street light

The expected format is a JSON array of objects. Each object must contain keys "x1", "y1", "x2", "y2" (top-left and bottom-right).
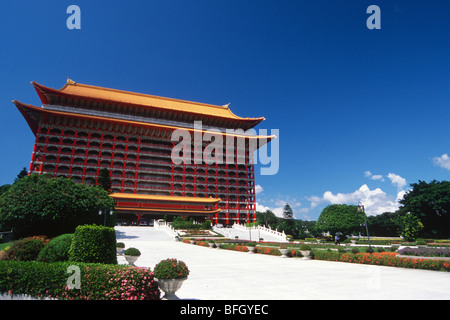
[
  {"x1": 99, "y1": 209, "x2": 114, "y2": 226},
  {"x1": 357, "y1": 202, "x2": 372, "y2": 254}
]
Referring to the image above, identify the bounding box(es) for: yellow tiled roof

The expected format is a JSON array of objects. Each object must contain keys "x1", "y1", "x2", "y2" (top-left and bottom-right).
[
  {"x1": 110, "y1": 192, "x2": 221, "y2": 203},
  {"x1": 32, "y1": 79, "x2": 265, "y2": 122},
  {"x1": 12, "y1": 100, "x2": 276, "y2": 144}
]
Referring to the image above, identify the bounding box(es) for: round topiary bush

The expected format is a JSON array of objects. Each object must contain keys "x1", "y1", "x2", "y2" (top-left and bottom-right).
[
  {"x1": 153, "y1": 258, "x2": 189, "y2": 280},
  {"x1": 124, "y1": 247, "x2": 141, "y2": 256},
  {"x1": 37, "y1": 233, "x2": 74, "y2": 262}
]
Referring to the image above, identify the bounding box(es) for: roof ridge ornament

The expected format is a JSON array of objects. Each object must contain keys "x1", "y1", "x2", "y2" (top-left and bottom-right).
[{"x1": 66, "y1": 78, "x2": 76, "y2": 85}]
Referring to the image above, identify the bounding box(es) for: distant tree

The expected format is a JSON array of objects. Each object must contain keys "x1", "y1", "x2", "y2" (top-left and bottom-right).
[
  {"x1": 282, "y1": 203, "x2": 294, "y2": 220},
  {"x1": 256, "y1": 210, "x2": 278, "y2": 228},
  {"x1": 203, "y1": 219, "x2": 212, "y2": 230},
  {"x1": 397, "y1": 180, "x2": 450, "y2": 238},
  {"x1": 367, "y1": 212, "x2": 400, "y2": 237},
  {"x1": 0, "y1": 174, "x2": 114, "y2": 237},
  {"x1": 317, "y1": 204, "x2": 365, "y2": 235},
  {"x1": 397, "y1": 212, "x2": 424, "y2": 242},
  {"x1": 98, "y1": 168, "x2": 112, "y2": 193},
  {"x1": 14, "y1": 167, "x2": 28, "y2": 183}
]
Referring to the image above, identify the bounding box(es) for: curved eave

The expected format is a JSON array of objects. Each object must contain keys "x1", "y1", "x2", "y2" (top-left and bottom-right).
[
  {"x1": 12, "y1": 100, "x2": 40, "y2": 135},
  {"x1": 111, "y1": 192, "x2": 221, "y2": 204},
  {"x1": 31, "y1": 81, "x2": 265, "y2": 129},
  {"x1": 115, "y1": 206, "x2": 222, "y2": 215},
  {"x1": 13, "y1": 101, "x2": 275, "y2": 143}
]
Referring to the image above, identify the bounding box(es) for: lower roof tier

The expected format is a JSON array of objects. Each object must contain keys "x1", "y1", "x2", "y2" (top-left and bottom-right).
[
  {"x1": 110, "y1": 192, "x2": 220, "y2": 204},
  {"x1": 111, "y1": 192, "x2": 221, "y2": 215},
  {"x1": 13, "y1": 100, "x2": 275, "y2": 149}
]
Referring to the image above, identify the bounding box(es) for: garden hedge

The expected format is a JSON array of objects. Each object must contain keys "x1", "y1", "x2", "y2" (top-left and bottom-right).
[
  {"x1": 69, "y1": 225, "x2": 117, "y2": 264},
  {"x1": 0, "y1": 260, "x2": 160, "y2": 300}
]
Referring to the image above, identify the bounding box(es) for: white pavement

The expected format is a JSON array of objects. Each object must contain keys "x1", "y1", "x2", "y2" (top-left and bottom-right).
[{"x1": 115, "y1": 226, "x2": 450, "y2": 300}]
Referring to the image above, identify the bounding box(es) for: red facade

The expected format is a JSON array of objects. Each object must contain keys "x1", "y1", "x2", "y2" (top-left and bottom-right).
[{"x1": 14, "y1": 80, "x2": 273, "y2": 225}]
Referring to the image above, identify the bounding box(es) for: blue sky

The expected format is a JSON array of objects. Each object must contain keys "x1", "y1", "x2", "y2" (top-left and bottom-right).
[{"x1": 1, "y1": 1, "x2": 449, "y2": 221}]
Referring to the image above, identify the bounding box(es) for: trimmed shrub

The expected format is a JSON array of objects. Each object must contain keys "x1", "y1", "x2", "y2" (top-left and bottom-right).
[
  {"x1": 220, "y1": 244, "x2": 249, "y2": 252},
  {"x1": 311, "y1": 249, "x2": 341, "y2": 261},
  {"x1": 416, "y1": 239, "x2": 427, "y2": 246},
  {"x1": 0, "y1": 260, "x2": 160, "y2": 300},
  {"x1": 255, "y1": 246, "x2": 281, "y2": 256},
  {"x1": 37, "y1": 233, "x2": 74, "y2": 262},
  {"x1": 171, "y1": 217, "x2": 202, "y2": 230},
  {"x1": 69, "y1": 225, "x2": 117, "y2": 264},
  {"x1": 4, "y1": 236, "x2": 49, "y2": 261}
]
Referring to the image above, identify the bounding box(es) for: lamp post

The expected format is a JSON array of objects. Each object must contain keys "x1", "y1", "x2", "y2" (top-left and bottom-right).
[
  {"x1": 357, "y1": 202, "x2": 372, "y2": 254},
  {"x1": 99, "y1": 208, "x2": 114, "y2": 226}
]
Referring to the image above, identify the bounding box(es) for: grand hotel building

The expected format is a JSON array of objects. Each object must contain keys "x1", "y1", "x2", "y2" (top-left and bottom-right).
[{"x1": 13, "y1": 79, "x2": 274, "y2": 225}]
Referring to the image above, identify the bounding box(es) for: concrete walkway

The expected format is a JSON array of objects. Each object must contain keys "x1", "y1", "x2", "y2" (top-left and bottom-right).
[{"x1": 115, "y1": 226, "x2": 450, "y2": 300}]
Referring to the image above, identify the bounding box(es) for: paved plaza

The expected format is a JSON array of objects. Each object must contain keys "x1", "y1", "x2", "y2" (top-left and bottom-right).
[{"x1": 115, "y1": 226, "x2": 450, "y2": 300}]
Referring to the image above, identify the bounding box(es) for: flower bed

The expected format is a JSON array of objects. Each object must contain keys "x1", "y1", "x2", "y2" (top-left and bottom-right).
[
  {"x1": 398, "y1": 247, "x2": 450, "y2": 258},
  {"x1": 0, "y1": 260, "x2": 160, "y2": 300},
  {"x1": 313, "y1": 250, "x2": 450, "y2": 272},
  {"x1": 255, "y1": 246, "x2": 282, "y2": 256},
  {"x1": 220, "y1": 244, "x2": 249, "y2": 252}
]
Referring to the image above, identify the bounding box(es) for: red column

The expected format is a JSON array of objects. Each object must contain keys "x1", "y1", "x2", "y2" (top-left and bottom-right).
[{"x1": 29, "y1": 144, "x2": 38, "y2": 173}]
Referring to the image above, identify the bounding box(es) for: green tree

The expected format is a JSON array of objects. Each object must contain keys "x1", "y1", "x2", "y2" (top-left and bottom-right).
[
  {"x1": 0, "y1": 184, "x2": 11, "y2": 197},
  {"x1": 397, "y1": 212, "x2": 424, "y2": 242},
  {"x1": 256, "y1": 210, "x2": 278, "y2": 228},
  {"x1": 316, "y1": 204, "x2": 365, "y2": 235},
  {"x1": 397, "y1": 180, "x2": 450, "y2": 238},
  {"x1": 276, "y1": 218, "x2": 295, "y2": 237},
  {"x1": 14, "y1": 167, "x2": 28, "y2": 183},
  {"x1": 98, "y1": 168, "x2": 112, "y2": 193},
  {"x1": 367, "y1": 212, "x2": 400, "y2": 236},
  {"x1": 282, "y1": 203, "x2": 294, "y2": 219},
  {"x1": 0, "y1": 174, "x2": 114, "y2": 237}
]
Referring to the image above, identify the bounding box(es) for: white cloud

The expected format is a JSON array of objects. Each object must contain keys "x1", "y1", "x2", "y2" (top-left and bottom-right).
[
  {"x1": 255, "y1": 202, "x2": 271, "y2": 213},
  {"x1": 255, "y1": 202, "x2": 284, "y2": 218},
  {"x1": 386, "y1": 173, "x2": 407, "y2": 190},
  {"x1": 256, "y1": 197, "x2": 305, "y2": 219},
  {"x1": 433, "y1": 154, "x2": 450, "y2": 171},
  {"x1": 273, "y1": 207, "x2": 284, "y2": 218},
  {"x1": 307, "y1": 195, "x2": 322, "y2": 209},
  {"x1": 315, "y1": 184, "x2": 402, "y2": 216},
  {"x1": 255, "y1": 185, "x2": 264, "y2": 194},
  {"x1": 364, "y1": 171, "x2": 384, "y2": 181}
]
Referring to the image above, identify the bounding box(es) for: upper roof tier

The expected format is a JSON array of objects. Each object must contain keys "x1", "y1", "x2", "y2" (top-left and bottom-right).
[{"x1": 31, "y1": 79, "x2": 265, "y2": 130}]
